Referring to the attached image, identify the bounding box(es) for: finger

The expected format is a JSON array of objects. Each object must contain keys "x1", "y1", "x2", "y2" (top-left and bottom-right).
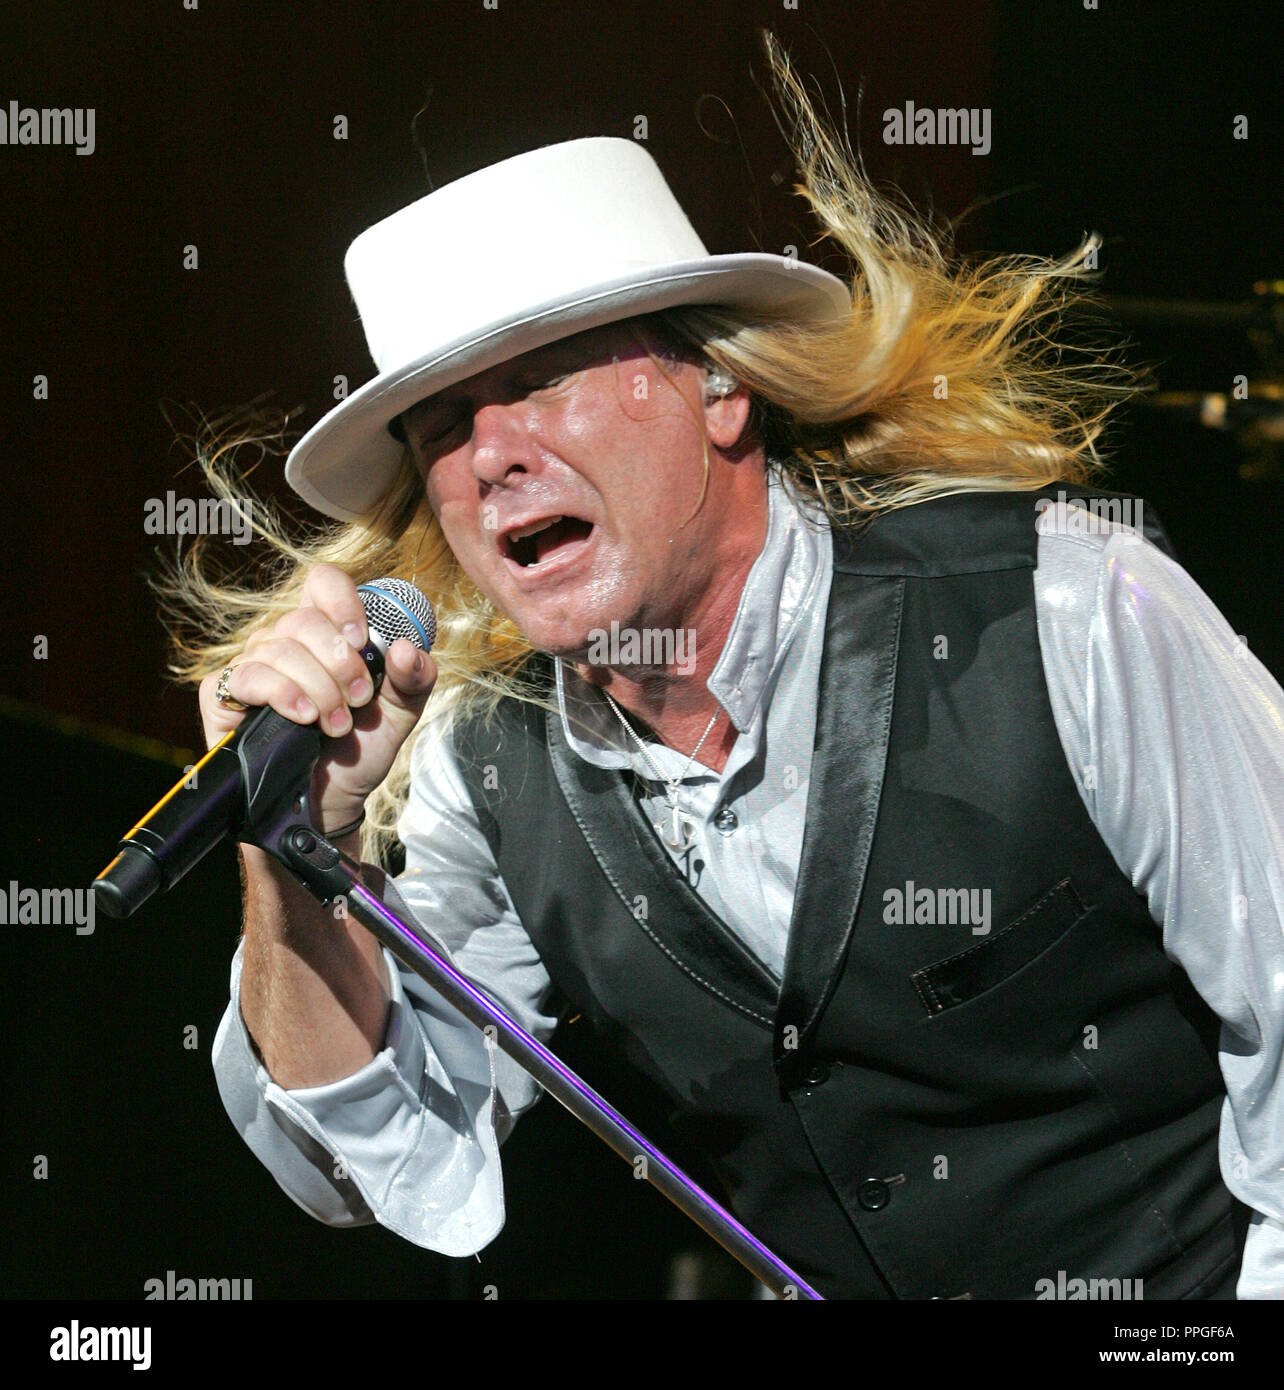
[
  {"x1": 299, "y1": 563, "x2": 368, "y2": 652},
  {"x1": 380, "y1": 638, "x2": 438, "y2": 709},
  {"x1": 268, "y1": 606, "x2": 377, "y2": 711},
  {"x1": 226, "y1": 638, "x2": 351, "y2": 736},
  {"x1": 355, "y1": 639, "x2": 436, "y2": 744},
  {"x1": 197, "y1": 660, "x2": 322, "y2": 745},
  {"x1": 198, "y1": 670, "x2": 256, "y2": 747}
]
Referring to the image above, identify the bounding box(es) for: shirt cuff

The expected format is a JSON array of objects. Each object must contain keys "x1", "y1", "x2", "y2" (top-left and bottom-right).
[
  {"x1": 1237, "y1": 1211, "x2": 1284, "y2": 1298},
  {"x1": 212, "y1": 925, "x2": 508, "y2": 1256}
]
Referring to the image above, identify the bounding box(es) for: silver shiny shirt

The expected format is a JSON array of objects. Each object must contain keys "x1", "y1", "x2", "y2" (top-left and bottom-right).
[{"x1": 212, "y1": 478, "x2": 1284, "y2": 1297}]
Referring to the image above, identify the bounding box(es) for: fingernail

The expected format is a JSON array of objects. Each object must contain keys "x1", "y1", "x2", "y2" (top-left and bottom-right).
[
  {"x1": 343, "y1": 622, "x2": 365, "y2": 648},
  {"x1": 296, "y1": 697, "x2": 318, "y2": 720},
  {"x1": 328, "y1": 709, "x2": 352, "y2": 736},
  {"x1": 413, "y1": 652, "x2": 425, "y2": 676},
  {"x1": 348, "y1": 675, "x2": 372, "y2": 702}
]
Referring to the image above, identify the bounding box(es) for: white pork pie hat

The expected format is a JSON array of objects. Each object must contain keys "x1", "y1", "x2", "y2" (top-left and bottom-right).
[{"x1": 285, "y1": 136, "x2": 851, "y2": 521}]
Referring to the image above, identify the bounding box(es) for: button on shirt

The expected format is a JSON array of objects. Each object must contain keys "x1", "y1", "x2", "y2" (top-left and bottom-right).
[{"x1": 211, "y1": 477, "x2": 1284, "y2": 1297}]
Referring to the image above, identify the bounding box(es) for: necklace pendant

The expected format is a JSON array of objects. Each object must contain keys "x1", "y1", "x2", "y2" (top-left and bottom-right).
[{"x1": 657, "y1": 802, "x2": 696, "y2": 852}]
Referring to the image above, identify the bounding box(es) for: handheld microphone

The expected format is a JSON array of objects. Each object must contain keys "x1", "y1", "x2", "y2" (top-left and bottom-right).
[{"x1": 92, "y1": 578, "x2": 435, "y2": 919}]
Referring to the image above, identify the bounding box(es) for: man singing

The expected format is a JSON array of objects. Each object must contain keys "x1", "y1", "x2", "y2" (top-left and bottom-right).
[{"x1": 175, "y1": 43, "x2": 1284, "y2": 1298}]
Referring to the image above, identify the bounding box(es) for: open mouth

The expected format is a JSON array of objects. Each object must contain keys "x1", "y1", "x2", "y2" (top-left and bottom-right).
[{"x1": 503, "y1": 515, "x2": 595, "y2": 568}]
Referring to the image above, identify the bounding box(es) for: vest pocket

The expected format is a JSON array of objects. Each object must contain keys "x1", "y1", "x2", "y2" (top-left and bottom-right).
[{"x1": 912, "y1": 878, "x2": 1087, "y2": 1016}]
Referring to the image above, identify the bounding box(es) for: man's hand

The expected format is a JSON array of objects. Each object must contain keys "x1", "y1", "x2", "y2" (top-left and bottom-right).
[{"x1": 197, "y1": 563, "x2": 437, "y2": 833}]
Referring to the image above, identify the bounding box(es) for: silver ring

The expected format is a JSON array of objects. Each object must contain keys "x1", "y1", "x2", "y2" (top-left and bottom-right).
[{"x1": 215, "y1": 663, "x2": 248, "y2": 712}]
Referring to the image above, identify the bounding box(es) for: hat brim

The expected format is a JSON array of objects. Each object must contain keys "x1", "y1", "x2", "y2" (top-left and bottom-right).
[{"x1": 284, "y1": 253, "x2": 849, "y2": 522}]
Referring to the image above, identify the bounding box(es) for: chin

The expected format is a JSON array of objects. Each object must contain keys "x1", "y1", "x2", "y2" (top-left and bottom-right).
[
  {"x1": 504, "y1": 613, "x2": 593, "y2": 662},
  {"x1": 506, "y1": 587, "x2": 645, "y2": 664},
  {"x1": 532, "y1": 632, "x2": 600, "y2": 665}
]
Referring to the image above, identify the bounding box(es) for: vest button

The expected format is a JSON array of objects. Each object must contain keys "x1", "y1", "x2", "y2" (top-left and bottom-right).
[
  {"x1": 857, "y1": 1178, "x2": 891, "y2": 1211},
  {"x1": 713, "y1": 806, "x2": 738, "y2": 835},
  {"x1": 802, "y1": 1060, "x2": 830, "y2": 1087}
]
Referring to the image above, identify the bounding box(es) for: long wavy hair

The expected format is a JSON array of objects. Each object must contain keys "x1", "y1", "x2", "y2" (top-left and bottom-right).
[{"x1": 156, "y1": 33, "x2": 1144, "y2": 866}]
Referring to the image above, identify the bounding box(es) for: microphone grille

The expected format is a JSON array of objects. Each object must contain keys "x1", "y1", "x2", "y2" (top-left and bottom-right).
[{"x1": 357, "y1": 577, "x2": 437, "y2": 653}]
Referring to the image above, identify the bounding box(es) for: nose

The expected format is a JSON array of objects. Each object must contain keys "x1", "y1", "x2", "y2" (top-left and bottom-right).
[{"x1": 469, "y1": 398, "x2": 532, "y2": 489}]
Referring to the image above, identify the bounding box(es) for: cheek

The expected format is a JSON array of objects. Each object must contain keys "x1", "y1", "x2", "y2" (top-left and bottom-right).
[
  {"x1": 434, "y1": 498, "x2": 485, "y2": 564},
  {"x1": 419, "y1": 458, "x2": 470, "y2": 529},
  {"x1": 418, "y1": 457, "x2": 446, "y2": 514},
  {"x1": 417, "y1": 478, "x2": 486, "y2": 574}
]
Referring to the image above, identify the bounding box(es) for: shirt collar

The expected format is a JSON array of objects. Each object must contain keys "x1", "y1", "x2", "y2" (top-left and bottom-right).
[{"x1": 554, "y1": 472, "x2": 831, "y2": 768}]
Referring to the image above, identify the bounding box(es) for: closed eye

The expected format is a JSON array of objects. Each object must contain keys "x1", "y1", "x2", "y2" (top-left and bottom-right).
[
  {"x1": 417, "y1": 413, "x2": 466, "y2": 445},
  {"x1": 409, "y1": 364, "x2": 577, "y2": 450},
  {"x1": 522, "y1": 369, "x2": 574, "y2": 394}
]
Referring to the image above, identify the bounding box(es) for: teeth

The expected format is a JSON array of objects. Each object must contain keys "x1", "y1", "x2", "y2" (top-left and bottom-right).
[{"x1": 508, "y1": 515, "x2": 563, "y2": 541}]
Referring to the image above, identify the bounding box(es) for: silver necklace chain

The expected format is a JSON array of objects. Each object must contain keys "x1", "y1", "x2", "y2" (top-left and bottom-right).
[{"x1": 601, "y1": 689, "x2": 721, "y2": 852}]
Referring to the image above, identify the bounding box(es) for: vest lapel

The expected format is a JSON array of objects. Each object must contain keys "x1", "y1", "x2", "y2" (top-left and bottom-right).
[
  {"x1": 774, "y1": 555, "x2": 905, "y2": 1063},
  {"x1": 545, "y1": 708, "x2": 780, "y2": 1026}
]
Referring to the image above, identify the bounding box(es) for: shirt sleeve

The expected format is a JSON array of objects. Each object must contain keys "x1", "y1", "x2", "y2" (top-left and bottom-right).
[
  {"x1": 1034, "y1": 499, "x2": 1284, "y2": 1299},
  {"x1": 210, "y1": 711, "x2": 559, "y2": 1256}
]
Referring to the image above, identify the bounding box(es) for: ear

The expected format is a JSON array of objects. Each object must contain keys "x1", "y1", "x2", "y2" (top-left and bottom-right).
[{"x1": 702, "y1": 383, "x2": 753, "y2": 451}]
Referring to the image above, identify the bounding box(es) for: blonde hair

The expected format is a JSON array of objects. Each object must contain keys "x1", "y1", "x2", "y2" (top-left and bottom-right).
[{"x1": 157, "y1": 34, "x2": 1145, "y2": 865}]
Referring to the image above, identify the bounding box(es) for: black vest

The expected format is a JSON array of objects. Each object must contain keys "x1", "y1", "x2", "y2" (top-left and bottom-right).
[{"x1": 453, "y1": 484, "x2": 1244, "y2": 1299}]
